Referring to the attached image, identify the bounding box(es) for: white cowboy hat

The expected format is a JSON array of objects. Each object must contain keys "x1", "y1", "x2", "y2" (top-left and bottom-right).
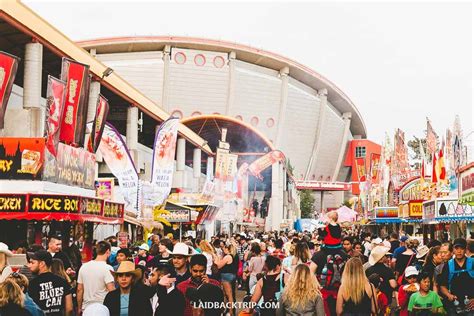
[
  {"x1": 111, "y1": 261, "x2": 142, "y2": 279},
  {"x1": 369, "y1": 245, "x2": 391, "y2": 266},
  {"x1": 416, "y1": 245, "x2": 430, "y2": 259},
  {"x1": 138, "y1": 243, "x2": 149, "y2": 251},
  {"x1": 405, "y1": 266, "x2": 419, "y2": 277},
  {"x1": 0, "y1": 243, "x2": 13, "y2": 257},
  {"x1": 170, "y1": 242, "x2": 196, "y2": 256}
]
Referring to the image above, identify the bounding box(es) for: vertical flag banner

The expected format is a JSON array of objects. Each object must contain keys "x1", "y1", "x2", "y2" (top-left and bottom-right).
[
  {"x1": 369, "y1": 153, "x2": 381, "y2": 183},
  {"x1": 426, "y1": 118, "x2": 437, "y2": 157},
  {"x1": 248, "y1": 150, "x2": 286, "y2": 180},
  {"x1": 215, "y1": 148, "x2": 229, "y2": 180},
  {"x1": 0, "y1": 51, "x2": 20, "y2": 129},
  {"x1": 59, "y1": 58, "x2": 90, "y2": 146},
  {"x1": 224, "y1": 153, "x2": 239, "y2": 181},
  {"x1": 88, "y1": 94, "x2": 109, "y2": 152},
  {"x1": 355, "y1": 157, "x2": 367, "y2": 182},
  {"x1": 150, "y1": 117, "x2": 179, "y2": 206},
  {"x1": 432, "y1": 153, "x2": 438, "y2": 183},
  {"x1": 453, "y1": 134, "x2": 462, "y2": 172},
  {"x1": 98, "y1": 123, "x2": 139, "y2": 215},
  {"x1": 45, "y1": 76, "x2": 66, "y2": 157},
  {"x1": 436, "y1": 148, "x2": 446, "y2": 183}
]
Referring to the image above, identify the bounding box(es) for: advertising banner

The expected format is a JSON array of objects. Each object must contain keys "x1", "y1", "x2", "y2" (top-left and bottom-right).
[
  {"x1": 224, "y1": 153, "x2": 238, "y2": 181},
  {"x1": 0, "y1": 194, "x2": 27, "y2": 212},
  {"x1": 45, "y1": 76, "x2": 66, "y2": 157},
  {"x1": 374, "y1": 207, "x2": 399, "y2": 218},
  {"x1": 0, "y1": 138, "x2": 45, "y2": 180},
  {"x1": 98, "y1": 123, "x2": 139, "y2": 215},
  {"x1": 0, "y1": 52, "x2": 20, "y2": 129},
  {"x1": 95, "y1": 178, "x2": 114, "y2": 201},
  {"x1": 59, "y1": 58, "x2": 90, "y2": 146},
  {"x1": 43, "y1": 143, "x2": 95, "y2": 189},
  {"x1": 80, "y1": 197, "x2": 103, "y2": 216},
  {"x1": 88, "y1": 94, "x2": 109, "y2": 153},
  {"x1": 28, "y1": 194, "x2": 80, "y2": 213},
  {"x1": 355, "y1": 157, "x2": 366, "y2": 182},
  {"x1": 103, "y1": 201, "x2": 124, "y2": 218},
  {"x1": 408, "y1": 201, "x2": 423, "y2": 217},
  {"x1": 459, "y1": 164, "x2": 474, "y2": 206},
  {"x1": 426, "y1": 118, "x2": 437, "y2": 157},
  {"x1": 248, "y1": 150, "x2": 285, "y2": 180},
  {"x1": 370, "y1": 153, "x2": 381, "y2": 183},
  {"x1": 200, "y1": 179, "x2": 215, "y2": 202},
  {"x1": 150, "y1": 117, "x2": 179, "y2": 206},
  {"x1": 118, "y1": 232, "x2": 129, "y2": 249},
  {"x1": 157, "y1": 209, "x2": 190, "y2": 223},
  {"x1": 215, "y1": 148, "x2": 229, "y2": 180}
]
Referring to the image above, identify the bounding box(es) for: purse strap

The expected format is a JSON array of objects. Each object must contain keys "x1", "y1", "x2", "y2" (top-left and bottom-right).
[
  {"x1": 370, "y1": 283, "x2": 379, "y2": 316},
  {"x1": 399, "y1": 253, "x2": 416, "y2": 281}
]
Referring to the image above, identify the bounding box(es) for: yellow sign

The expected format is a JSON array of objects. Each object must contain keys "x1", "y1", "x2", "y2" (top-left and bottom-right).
[{"x1": 409, "y1": 202, "x2": 423, "y2": 217}]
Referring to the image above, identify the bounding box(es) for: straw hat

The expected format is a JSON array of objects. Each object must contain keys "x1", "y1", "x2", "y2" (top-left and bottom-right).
[
  {"x1": 112, "y1": 261, "x2": 142, "y2": 279},
  {"x1": 369, "y1": 245, "x2": 391, "y2": 266},
  {"x1": 416, "y1": 245, "x2": 430, "y2": 259},
  {"x1": 0, "y1": 243, "x2": 13, "y2": 257}
]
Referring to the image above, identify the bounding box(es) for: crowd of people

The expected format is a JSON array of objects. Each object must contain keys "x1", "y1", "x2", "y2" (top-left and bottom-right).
[{"x1": 0, "y1": 211, "x2": 473, "y2": 315}]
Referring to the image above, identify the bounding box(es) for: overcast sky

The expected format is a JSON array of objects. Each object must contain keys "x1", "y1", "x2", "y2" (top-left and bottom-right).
[{"x1": 24, "y1": 1, "x2": 473, "y2": 145}]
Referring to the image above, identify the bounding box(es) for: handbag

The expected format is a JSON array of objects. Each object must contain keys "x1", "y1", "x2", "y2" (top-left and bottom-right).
[{"x1": 397, "y1": 254, "x2": 415, "y2": 286}]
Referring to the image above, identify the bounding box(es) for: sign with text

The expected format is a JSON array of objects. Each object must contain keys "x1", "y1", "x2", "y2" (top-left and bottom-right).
[
  {"x1": 0, "y1": 138, "x2": 45, "y2": 180},
  {"x1": 355, "y1": 157, "x2": 366, "y2": 182},
  {"x1": 408, "y1": 201, "x2": 423, "y2": 218},
  {"x1": 80, "y1": 197, "x2": 102, "y2": 215},
  {"x1": 43, "y1": 143, "x2": 95, "y2": 189},
  {"x1": 459, "y1": 164, "x2": 474, "y2": 206},
  {"x1": 95, "y1": 178, "x2": 114, "y2": 200},
  {"x1": 45, "y1": 76, "x2": 66, "y2": 157},
  {"x1": 0, "y1": 194, "x2": 27, "y2": 212},
  {"x1": 28, "y1": 194, "x2": 80, "y2": 213},
  {"x1": 118, "y1": 232, "x2": 129, "y2": 249},
  {"x1": 103, "y1": 201, "x2": 124, "y2": 218}
]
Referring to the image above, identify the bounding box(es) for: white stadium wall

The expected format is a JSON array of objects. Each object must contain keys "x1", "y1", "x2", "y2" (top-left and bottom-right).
[{"x1": 91, "y1": 38, "x2": 364, "y2": 184}]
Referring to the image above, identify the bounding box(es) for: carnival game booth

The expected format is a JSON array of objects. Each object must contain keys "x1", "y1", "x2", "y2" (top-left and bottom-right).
[
  {"x1": 154, "y1": 201, "x2": 199, "y2": 241},
  {"x1": 398, "y1": 177, "x2": 431, "y2": 237}
]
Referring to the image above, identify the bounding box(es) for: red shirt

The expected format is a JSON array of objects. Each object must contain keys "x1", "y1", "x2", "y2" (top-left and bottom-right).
[
  {"x1": 177, "y1": 277, "x2": 221, "y2": 316},
  {"x1": 272, "y1": 249, "x2": 286, "y2": 260}
]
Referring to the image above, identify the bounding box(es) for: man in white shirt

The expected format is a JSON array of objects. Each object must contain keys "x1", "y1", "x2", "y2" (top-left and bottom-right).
[{"x1": 77, "y1": 241, "x2": 115, "y2": 314}]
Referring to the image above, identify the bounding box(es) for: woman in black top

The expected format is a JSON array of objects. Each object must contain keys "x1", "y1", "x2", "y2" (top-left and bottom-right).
[
  {"x1": 395, "y1": 238, "x2": 419, "y2": 282},
  {"x1": 213, "y1": 244, "x2": 239, "y2": 316}
]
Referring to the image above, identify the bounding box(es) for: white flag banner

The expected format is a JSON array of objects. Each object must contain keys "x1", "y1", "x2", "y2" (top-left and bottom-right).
[
  {"x1": 98, "y1": 123, "x2": 139, "y2": 215},
  {"x1": 151, "y1": 117, "x2": 179, "y2": 206}
]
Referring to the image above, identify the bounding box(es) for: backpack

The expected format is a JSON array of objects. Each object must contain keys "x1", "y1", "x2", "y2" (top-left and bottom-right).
[
  {"x1": 318, "y1": 254, "x2": 345, "y2": 291},
  {"x1": 447, "y1": 257, "x2": 474, "y2": 291}
]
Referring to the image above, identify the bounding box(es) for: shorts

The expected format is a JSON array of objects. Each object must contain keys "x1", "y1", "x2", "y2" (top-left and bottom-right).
[{"x1": 221, "y1": 272, "x2": 236, "y2": 283}]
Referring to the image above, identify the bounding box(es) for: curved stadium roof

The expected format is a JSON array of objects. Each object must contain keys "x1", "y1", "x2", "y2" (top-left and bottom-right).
[{"x1": 78, "y1": 36, "x2": 367, "y2": 138}]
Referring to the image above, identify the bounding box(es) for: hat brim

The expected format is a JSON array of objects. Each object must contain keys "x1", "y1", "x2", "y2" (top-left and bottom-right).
[
  {"x1": 112, "y1": 268, "x2": 142, "y2": 279},
  {"x1": 416, "y1": 251, "x2": 428, "y2": 259}
]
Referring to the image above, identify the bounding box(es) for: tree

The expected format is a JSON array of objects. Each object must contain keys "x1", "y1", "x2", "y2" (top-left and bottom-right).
[{"x1": 300, "y1": 190, "x2": 315, "y2": 218}]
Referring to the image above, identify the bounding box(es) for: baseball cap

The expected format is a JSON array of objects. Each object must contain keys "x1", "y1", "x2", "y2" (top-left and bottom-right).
[
  {"x1": 400, "y1": 236, "x2": 409, "y2": 242},
  {"x1": 453, "y1": 238, "x2": 467, "y2": 249},
  {"x1": 27, "y1": 250, "x2": 52, "y2": 266},
  {"x1": 405, "y1": 266, "x2": 419, "y2": 277}
]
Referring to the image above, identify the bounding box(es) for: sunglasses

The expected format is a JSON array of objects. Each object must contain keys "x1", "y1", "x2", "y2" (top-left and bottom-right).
[
  {"x1": 10, "y1": 272, "x2": 21, "y2": 278},
  {"x1": 116, "y1": 273, "x2": 133, "y2": 277}
]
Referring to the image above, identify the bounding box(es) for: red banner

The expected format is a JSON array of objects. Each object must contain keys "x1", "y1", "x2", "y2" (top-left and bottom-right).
[
  {"x1": 0, "y1": 52, "x2": 20, "y2": 129},
  {"x1": 45, "y1": 76, "x2": 66, "y2": 156},
  {"x1": 355, "y1": 157, "x2": 366, "y2": 182},
  {"x1": 59, "y1": 58, "x2": 90, "y2": 146},
  {"x1": 370, "y1": 153, "x2": 381, "y2": 183},
  {"x1": 88, "y1": 94, "x2": 109, "y2": 152},
  {"x1": 248, "y1": 150, "x2": 285, "y2": 180}
]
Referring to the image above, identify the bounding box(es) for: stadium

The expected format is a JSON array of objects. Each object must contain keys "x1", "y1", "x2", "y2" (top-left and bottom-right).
[{"x1": 79, "y1": 36, "x2": 368, "y2": 209}]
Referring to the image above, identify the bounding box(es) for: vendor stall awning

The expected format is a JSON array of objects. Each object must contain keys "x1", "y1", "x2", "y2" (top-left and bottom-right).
[
  {"x1": 374, "y1": 218, "x2": 403, "y2": 224},
  {"x1": 0, "y1": 193, "x2": 124, "y2": 224}
]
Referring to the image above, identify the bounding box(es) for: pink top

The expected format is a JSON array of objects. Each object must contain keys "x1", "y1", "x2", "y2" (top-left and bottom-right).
[{"x1": 249, "y1": 256, "x2": 266, "y2": 276}]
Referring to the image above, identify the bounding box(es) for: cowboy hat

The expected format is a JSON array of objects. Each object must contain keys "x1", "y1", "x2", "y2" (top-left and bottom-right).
[
  {"x1": 416, "y1": 245, "x2": 430, "y2": 259},
  {"x1": 0, "y1": 243, "x2": 13, "y2": 257},
  {"x1": 170, "y1": 242, "x2": 196, "y2": 256},
  {"x1": 138, "y1": 243, "x2": 149, "y2": 251},
  {"x1": 369, "y1": 245, "x2": 391, "y2": 266},
  {"x1": 112, "y1": 261, "x2": 142, "y2": 279}
]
